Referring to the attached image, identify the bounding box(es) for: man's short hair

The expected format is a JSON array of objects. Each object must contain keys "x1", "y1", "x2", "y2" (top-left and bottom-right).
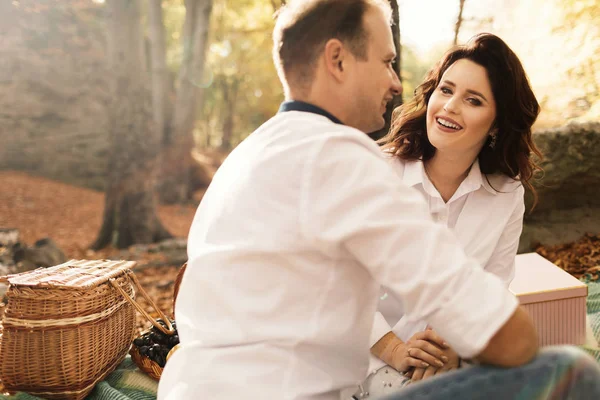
[{"x1": 273, "y1": 0, "x2": 392, "y2": 96}]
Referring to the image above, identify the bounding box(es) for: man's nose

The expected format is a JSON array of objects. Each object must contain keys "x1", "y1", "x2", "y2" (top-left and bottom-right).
[{"x1": 391, "y1": 72, "x2": 403, "y2": 96}]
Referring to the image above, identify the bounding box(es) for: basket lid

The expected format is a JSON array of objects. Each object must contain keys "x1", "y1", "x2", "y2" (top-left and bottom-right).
[{"x1": 0, "y1": 259, "x2": 136, "y2": 289}]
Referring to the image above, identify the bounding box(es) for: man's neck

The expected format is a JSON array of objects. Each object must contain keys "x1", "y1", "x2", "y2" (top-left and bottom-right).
[
  {"x1": 279, "y1": 100, "x2": 343, "y2": 124},
  {"x1": 288, "y1": 86, "x2": 348, "y2": 128}
]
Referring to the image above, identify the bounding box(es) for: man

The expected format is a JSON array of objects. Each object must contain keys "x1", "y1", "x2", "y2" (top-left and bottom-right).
[{"x1": 158, "y1": 1, "x2": 600, "y2": 399}]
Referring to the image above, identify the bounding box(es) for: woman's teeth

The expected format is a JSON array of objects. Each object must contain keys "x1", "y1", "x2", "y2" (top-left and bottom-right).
[{"x1": 436, "y1": 118, "x2": 461, "y2": 130}]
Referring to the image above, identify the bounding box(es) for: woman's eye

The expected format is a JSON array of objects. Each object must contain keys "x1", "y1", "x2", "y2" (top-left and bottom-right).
[
  {"x1": 440, "y1": 87, "x2": 452, "y2": 95},
  {"x1": 468, "y1": 98, "x2": 482, "y2": 106}
]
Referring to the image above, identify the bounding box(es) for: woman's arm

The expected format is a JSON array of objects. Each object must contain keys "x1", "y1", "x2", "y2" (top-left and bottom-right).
[{"x1": 483, "y1": 187, "x2": 526, "y2": 286}]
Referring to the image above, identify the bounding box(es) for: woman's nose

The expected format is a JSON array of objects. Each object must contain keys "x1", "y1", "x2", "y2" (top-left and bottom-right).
[{"x1": 443, "y1": 97, "x2": 459, "y2": 113}]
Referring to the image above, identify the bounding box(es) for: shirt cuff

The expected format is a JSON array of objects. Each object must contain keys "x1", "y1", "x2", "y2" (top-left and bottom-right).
[
  {"x1": 427, "y1": 269, "x2": 520, "y2": 359},
  {"x1": 370, "y1": 311, "x2": 393, "y2": 348}
]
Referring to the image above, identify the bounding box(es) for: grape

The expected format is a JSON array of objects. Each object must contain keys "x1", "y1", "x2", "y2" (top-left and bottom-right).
[
  {"x1": 168, "y1": 335, "x2": 179, "y2": 347},
  {"x1": 139, "y1": 345, "x2": 149, "y2": 356},
  {"x1": 149, "y1": 332, "x2": 163, "y2": 343},
  {"x1": 133, "y1": 318, "x2": 180, "y2": 369}
]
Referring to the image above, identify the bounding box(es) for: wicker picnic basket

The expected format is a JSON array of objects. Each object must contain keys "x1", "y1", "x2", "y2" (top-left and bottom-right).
[
  {"x1": 0, "y1": 259, "x2": 139, "y2": 400},
  {"x1": 129, "y1": 262, "x2": 186, "y2": 380}
]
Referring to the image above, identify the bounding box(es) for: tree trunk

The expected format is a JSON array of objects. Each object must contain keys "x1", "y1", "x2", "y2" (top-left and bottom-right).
[
  {"x1": 158, "y1": 0, "x2": 214, "y2": 204},
  {"x1": 170, "y1": 0, "x2": 214, "y2": 144},
  {"x1": 92, "y1": 0, "x2": 172, "y2": 250},
  {"x1": 454, "y1": 0, "x2": 466, "y2": 45},
  {"x1": 219, "y1": 78, "x2": 239, "y2": 152},
  {"x1": 148, "y1": 0, "x2": 171, "y2": 143},
  {"x1": 368, "y1": 0, "x2": 403, "y2": 142}
]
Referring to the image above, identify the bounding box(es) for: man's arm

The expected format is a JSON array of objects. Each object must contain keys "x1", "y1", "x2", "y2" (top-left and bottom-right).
[
  {"x1": 474, "y1": 306, "x2": 538, "y2": 367},
  {"x1": 302, "y1": 135, "x2": 533, "y2": 365}
]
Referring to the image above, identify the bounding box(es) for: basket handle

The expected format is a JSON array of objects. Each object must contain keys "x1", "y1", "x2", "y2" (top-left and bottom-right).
[{"x1": 110, "y1": 270, "x2": 175, "y2": 336}]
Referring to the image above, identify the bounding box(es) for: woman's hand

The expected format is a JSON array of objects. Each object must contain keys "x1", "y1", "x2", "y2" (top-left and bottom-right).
[
  {"x1": 388, "y1": 330, "x2": 450, "y2": 372},
  {"x1": 409, "y1": 346, "x2": 460, "y2": 382}
]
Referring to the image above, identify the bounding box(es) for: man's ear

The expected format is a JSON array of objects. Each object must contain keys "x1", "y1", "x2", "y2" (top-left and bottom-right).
[{"x1": 323, "y1": 38, "x2": 347, "y2": 82}]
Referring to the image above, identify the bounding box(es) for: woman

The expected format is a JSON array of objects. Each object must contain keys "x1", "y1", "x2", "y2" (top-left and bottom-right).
[{"x1": 356, "y1": 33, "x2": 542, "y2": 398}]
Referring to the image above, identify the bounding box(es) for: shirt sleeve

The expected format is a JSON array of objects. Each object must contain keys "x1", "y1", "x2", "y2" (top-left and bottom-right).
[
  {"x1": 483, "y1": 186, "x2": 525, "y2": 287},
  {"x1": 300, "y1": 134, "x2": 519, "y2": 358},
  {"x1": 370, "y1": 311, "x2": 393, "y2": 347}
]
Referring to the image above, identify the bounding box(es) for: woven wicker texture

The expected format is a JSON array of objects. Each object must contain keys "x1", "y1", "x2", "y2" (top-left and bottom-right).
[
  {"x1": 130, "y1": 339, "x2": 163, "y2": 381},
  {"x1": 0, "y1": 259, "x2": 137, "y2": 400},
  {"x1": 130, "y1": 262, "x2": 185, "y2": 380}
]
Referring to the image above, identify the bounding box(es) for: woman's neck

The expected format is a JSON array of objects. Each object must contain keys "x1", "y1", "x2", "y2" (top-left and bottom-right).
[{"x1": 424, "y1": 152, "x2": 476, "y2": 203}]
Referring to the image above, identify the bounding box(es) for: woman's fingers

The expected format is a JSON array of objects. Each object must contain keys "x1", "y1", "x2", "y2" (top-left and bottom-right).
[
  {"x1": 422, "y1": 366, "x2": 437, "y2": 380},
  {"x1": 401, "y1": 354, "x2": 430, "y2": 370},
  {"x1": 408, "y1": 343, "x2": 446, "y2": 367},
  {"x1": 411, "y1": 367, "x2": 426, "y2": 382},
  {"x1": 415, "y1": 330, "x2": 450, "y2": 349}
]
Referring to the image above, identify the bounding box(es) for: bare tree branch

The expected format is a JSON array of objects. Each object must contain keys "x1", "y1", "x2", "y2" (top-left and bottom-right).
[{"x1": 454, "y1": 0, "x2": 466, "y2": 45}]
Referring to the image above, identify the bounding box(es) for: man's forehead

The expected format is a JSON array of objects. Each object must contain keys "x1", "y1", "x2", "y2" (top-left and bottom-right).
[
  {"x1": 364, "y1": 7, "x2": 394, "y2": 53},
  {"x1": 368, "y1": 28, "x2": 395, "y2": 57}
]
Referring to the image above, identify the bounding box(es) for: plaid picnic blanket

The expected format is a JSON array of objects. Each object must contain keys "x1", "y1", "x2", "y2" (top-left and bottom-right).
[
  {"x1": 0, "y1": 357, "x2": 157, "y2": 400},
  {"x1": 2, "y1": 280, "x2": 600, "y2": 400},
  {"x1": 582, "y1": 279, "x2": 600, "y2": 361}
]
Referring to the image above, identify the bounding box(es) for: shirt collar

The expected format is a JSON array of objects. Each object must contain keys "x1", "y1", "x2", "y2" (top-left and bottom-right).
[
  {"x1": 402, "y1": 158, "x2": 426, "y2": 189},
  {"x1": 472, "y1": 159, "x2": 498, "y2": 195},
  {"x1": 278, "y1": 100, "x2": 343, "y2": 125},
  {"x1": 454, "y1": 159, "x2": 492, "y2": 198},
  {"x1": 402, "y1": 158, "x2": 497, "y2": 199}
]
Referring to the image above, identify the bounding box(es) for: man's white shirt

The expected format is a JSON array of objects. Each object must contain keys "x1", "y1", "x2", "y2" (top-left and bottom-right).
[{"x1": 158, "y1": 111, "x2": 519, "y2": 400}]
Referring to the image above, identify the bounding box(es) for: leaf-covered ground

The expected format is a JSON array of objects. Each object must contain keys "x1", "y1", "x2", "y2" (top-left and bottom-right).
[
  {"x1": 1, "y1": 170, "x2": 599, "y2": 333},
  {"x1": 0, "y1": 171, "x2": 196, "y2": 333}
]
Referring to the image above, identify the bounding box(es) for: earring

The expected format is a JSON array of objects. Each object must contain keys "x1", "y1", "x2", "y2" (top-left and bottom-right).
[{"x1": 489, "y1": 133, "x2": 497, "y2": 149}]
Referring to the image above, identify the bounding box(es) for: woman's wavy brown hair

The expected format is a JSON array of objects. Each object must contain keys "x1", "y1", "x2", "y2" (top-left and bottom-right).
[{"x1": 380, "y1": 33, "x2": 543, "y2": 207}]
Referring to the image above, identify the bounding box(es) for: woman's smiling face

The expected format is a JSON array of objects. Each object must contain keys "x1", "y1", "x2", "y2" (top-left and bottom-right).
[{"x1": 426, "y1": 58, "x2": 497, "y2": 159}]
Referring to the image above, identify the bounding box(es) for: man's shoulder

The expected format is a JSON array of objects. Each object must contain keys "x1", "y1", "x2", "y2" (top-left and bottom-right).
[
  {"x1": 380, "y1": 152, "x2": 411, "y2": 177},
  {"x1": 259, "y1": 112, "x2": 381, "y2": 153}
]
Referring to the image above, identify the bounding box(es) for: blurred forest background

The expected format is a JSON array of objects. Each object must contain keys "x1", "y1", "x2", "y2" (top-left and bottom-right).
[{"x1": 0, "y1": 0, "x2": 599, "y2": 257}]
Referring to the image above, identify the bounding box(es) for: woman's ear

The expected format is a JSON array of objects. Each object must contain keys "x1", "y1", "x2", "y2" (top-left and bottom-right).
[
  {"x1": 488, "y1": 125, "x2": 499, "y2": 149},
  {"x1": 488, "y1": 122, "x2": 499, "y2": 137}
]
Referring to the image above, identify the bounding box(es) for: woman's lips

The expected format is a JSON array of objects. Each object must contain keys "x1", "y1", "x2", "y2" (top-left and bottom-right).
[{"x1": 435, "y1": 116, "x2": 463, "y2": 132}]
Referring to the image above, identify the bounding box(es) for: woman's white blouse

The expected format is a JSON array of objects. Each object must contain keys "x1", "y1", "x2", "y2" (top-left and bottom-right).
[{"x1": 369, "y1": 157, "x2": 525, "y2": 371}]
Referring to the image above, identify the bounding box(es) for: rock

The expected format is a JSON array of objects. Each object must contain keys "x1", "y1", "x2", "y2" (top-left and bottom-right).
[
  {"x1": 0, "y1": 229, "x2": 19, "y2": 247},
  {"x1": 527, "y1": 122, "x2": 600, "y2": 212},
  {"x1": 519, "y1": 206, "x2": 600, "y2": 253},
  {"x1": 12, "y1": 237, "x2": 67, "y2": 273},
  {"x1": 157, "y1": 238, "x2": 187, "y2": 252},
  {"x1": 518, "y1": 122, "x2": 600, "y2": 252}
]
